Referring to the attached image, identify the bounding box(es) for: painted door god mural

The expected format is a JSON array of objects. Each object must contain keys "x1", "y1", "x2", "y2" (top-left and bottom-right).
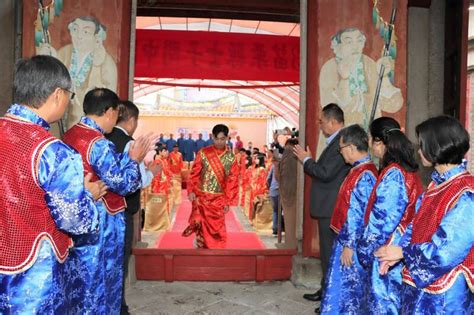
[
  {"x1": 319, "y1": 27, "x2": 402, "y2": 128},
  {"x1": 36, "y1": 16, "x2": 118, "y2": 129}
]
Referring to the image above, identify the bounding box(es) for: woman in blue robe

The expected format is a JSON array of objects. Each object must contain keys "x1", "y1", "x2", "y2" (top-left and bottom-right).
[
  {"x1": 375, "y1": 116, "x2": 473, "y2": 314},
  {"x1": 320, "y1": 125, "x2": 377, "y2": 314},
  {"x1": 357, "y1": 117, "x2": 422, "y2": 314}
]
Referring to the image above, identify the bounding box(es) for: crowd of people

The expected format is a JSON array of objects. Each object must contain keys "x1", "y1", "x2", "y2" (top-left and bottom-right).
[
  {"x1": 145, "y1": 127, "x2": 295, "y2": 247},
  {"x1": 0, "y1": 55, "x2": 472, "y2": 315},
  {"x1": 294, "y1": 104, "x2": 473, "y2": 314}
]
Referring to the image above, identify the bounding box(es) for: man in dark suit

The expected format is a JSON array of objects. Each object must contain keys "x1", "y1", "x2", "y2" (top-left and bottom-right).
[
  {"x1": 293, "y1": 103, "x2": 350, "y2": 313},
  {"x1": 106, "y1": 100, "x2": 159, "y2": 315}
]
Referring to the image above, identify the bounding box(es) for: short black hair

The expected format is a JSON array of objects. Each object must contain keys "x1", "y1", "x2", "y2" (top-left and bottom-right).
[
  {"x1": 322, "y1": 103, "x2": 344, "y2": 124},
  {"x1": 340, "y1": 124, "x2": 369, "y2": 152},
  {"x1": 83, "y1": 88, "x2": 119, "y2": 116},
  {"x1": 416, "y1": 116, "x2": 470, "y2": 165},
  {"x1": 212, "y1": 124, "x2": 229, "y2": 137},
  {"x1": 155, "y1": 143, "x2": 167, "y2": 153},
  {"x1": 117, "y1": 100, "x2": 139, "y2": 124},
  {"x1": 13, "y1": 55, "x2": 71, "y2": 109},
  {"x1": 370, "y1": 117, "x2": 418, "y2": 172}
]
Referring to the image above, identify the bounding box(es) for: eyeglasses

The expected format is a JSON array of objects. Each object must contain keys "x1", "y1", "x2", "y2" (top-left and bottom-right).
[
  {"x1": 338, "y1": 144, "x2": 351, "y2": 152},
  {"x1": 62, "y1": 88, "x2": 76, "y2": 100}
]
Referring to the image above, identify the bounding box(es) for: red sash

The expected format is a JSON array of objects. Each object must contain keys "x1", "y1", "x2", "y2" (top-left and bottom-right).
[
  {"x1": 202, "y1": 146, "x2": 227, "y2": 192},
  {"x1": 330, "y1": 161, "x2": 378, "y2": 233},
  {"x1": 402, "y1": 172, "x2": 474, "y2": 293}
]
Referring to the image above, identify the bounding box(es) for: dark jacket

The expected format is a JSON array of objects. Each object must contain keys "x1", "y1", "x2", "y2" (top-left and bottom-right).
[
  {"x1": 106, "y1": 127, "x2": 141, "y2": 215},
  {"x1": 303, "y1": 133, "x2": 350, "y2": 218}
]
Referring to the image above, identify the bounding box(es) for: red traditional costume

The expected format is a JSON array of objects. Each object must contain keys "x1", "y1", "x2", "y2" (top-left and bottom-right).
[
  {"x1": 182, "y1": 146, "x2": 239, "y2": 248},
  {"x1": 249, "y1": 166, "x2": 268, "y2": 218},
  {"x1": 169, "y1": 151, "x2": 184, "y2": 176},
  {"x1": 151, "y1": 156, "x2": 172, "y2": 195}
]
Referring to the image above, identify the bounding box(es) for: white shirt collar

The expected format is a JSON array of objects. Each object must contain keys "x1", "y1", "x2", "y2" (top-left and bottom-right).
[{"x1": 114, "y1": 125, "x2": 129, "y2": 136}]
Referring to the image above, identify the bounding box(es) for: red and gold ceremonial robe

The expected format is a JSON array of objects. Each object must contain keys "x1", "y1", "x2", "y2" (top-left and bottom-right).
[
  {"x1": 249, "y1": 167, "x2": 268, "y2": 218},
  {"x1": 182, "y1": 146, "x2": 239, "y2": 249},
  {"x1": 151, "y1": 157, "x2": 172, "y2": 194},
  {"x1": 169, "y1": 151, "x2": 184, "y2": 176}
]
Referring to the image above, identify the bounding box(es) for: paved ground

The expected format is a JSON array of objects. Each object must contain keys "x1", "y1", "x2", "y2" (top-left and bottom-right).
[{"x1": 125, "y1": 280, "x2": 319, "y2": 315}]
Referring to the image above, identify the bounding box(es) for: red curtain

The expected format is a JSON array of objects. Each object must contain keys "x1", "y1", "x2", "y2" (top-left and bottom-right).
[{"x1": 135, "y1": 30, "x2": 299, "y2": 82}]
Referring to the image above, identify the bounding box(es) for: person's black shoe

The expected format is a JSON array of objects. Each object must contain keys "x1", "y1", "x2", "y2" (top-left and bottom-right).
[
  {"x1": 303, "y1": 289, "x2": 322, "y2": 302},
  {"x1": 314, "y1": 306, "x2": 321, "y2": 314}
]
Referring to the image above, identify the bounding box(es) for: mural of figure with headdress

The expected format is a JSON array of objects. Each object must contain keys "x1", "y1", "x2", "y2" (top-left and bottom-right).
[
  {"x1": 36, "y1": 15, "x2": 118, "y2": 129},
  {"x1": 317, "y1": 27, "x2": 403, "y2": 157}
]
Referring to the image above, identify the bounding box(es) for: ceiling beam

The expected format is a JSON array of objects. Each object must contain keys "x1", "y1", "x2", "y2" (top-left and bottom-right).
[{"x1": 137, "y1": 0, "x2": 300, "y2": 22}]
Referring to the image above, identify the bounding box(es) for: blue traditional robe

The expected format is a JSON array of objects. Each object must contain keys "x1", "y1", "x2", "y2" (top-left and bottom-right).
[
  {"x1": 177, "y1": 137, "x2": 186, "y2": 154},
  {"x1": 205, "y1": 138, "x2": 214, "y2": 146},
  {"x1": 184, "y1": 138, "x2": 195, "y2": 161},
  {"x1": 195, "y1": 138, "x2": 206, "y2": 152},
  {"x1": 166, "y1": 138, "x2": 177, "y2": 152},
  {"x1": 66, "y1": 117, "x2": 141, "y2": 314},
  {"x1": 0, "y1": 105, "x2": 99, "y2": 314},
  {"x1": 400, "y1": 162, "x2": 474, "y2": 314},
  {"x1": 321, "y1": 157, "x2": 377, "y2": 314},
  {"x1": 357, "y1": 165, "x2": 421, "y2": 314}
]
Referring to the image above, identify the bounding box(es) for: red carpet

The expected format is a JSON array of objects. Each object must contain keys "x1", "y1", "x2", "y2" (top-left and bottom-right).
[{"x1": 157, "y1": 192, "x2": 265, "y2": 249}]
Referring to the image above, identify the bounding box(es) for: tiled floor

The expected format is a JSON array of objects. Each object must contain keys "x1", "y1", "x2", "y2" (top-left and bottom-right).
[{"x1": 125, "y1": 280, "x2": 318, "y2": 315}]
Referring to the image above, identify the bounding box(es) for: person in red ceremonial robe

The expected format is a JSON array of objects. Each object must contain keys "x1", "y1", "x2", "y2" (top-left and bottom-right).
[
  {"x1": 151, "y1": 144, "x2": 172, "y2": 198},
  {"x1": 169, "y1": 144, "x2": 184, "y2": 176},
  {"x1": 249, "y1": 154, "x2": 268, "y2": 219},
  {"x1": 237, "y1": 148, "x2": 249, "y2": 207},
  {"x1": 144, "y1": 144, "x2": 172, "y2": 231},
  {"x1": 182, "y1": 124, "x2": 239, "y2": 249},
  {"x1": 242, "y1": 154, "x2": 256, "y2": 217},
  {"x1": 169, "y1": 143, "x2": 184, "y2": 205}
]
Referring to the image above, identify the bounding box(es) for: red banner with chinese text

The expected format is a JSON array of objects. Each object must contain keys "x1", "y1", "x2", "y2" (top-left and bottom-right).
[{"x1": 135, "y1": 30, "x2": 299, "y2": 82}]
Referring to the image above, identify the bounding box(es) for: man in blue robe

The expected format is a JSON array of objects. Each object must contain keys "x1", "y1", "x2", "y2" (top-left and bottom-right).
[
  {"x1": 184, "y1": 133, "x2": 196, "y2": 161},
  {"x1": 195, "y1": 133, "x2": 207, "y2": 152},
  {"x1": 63, "y1": 88, "x2": 152, "y2": 314},
  {"x1": 0, "y1": 55, "x2": 103, "y2": 314}
]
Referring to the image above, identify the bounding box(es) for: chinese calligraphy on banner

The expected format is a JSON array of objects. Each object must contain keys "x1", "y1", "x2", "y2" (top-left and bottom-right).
[{"x1": 135, "y1": 30, "x2": 300, "y2": 82}]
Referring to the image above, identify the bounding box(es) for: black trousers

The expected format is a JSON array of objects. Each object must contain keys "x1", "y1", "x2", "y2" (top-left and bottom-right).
[
  {"x1": 317, "y1": 217, "x2": 335, "y2": 288},
  {"x1": 121, "y1": 211, "x2": 134, "y2": 314}
]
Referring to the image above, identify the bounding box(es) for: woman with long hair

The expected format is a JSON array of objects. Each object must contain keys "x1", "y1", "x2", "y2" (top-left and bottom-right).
[
  {"x1": 357, "y1": 117, "x2": 423, "y2": 314},
  {"x1": 375, "y1": 116, "x2": 473, "y2": 314}
]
